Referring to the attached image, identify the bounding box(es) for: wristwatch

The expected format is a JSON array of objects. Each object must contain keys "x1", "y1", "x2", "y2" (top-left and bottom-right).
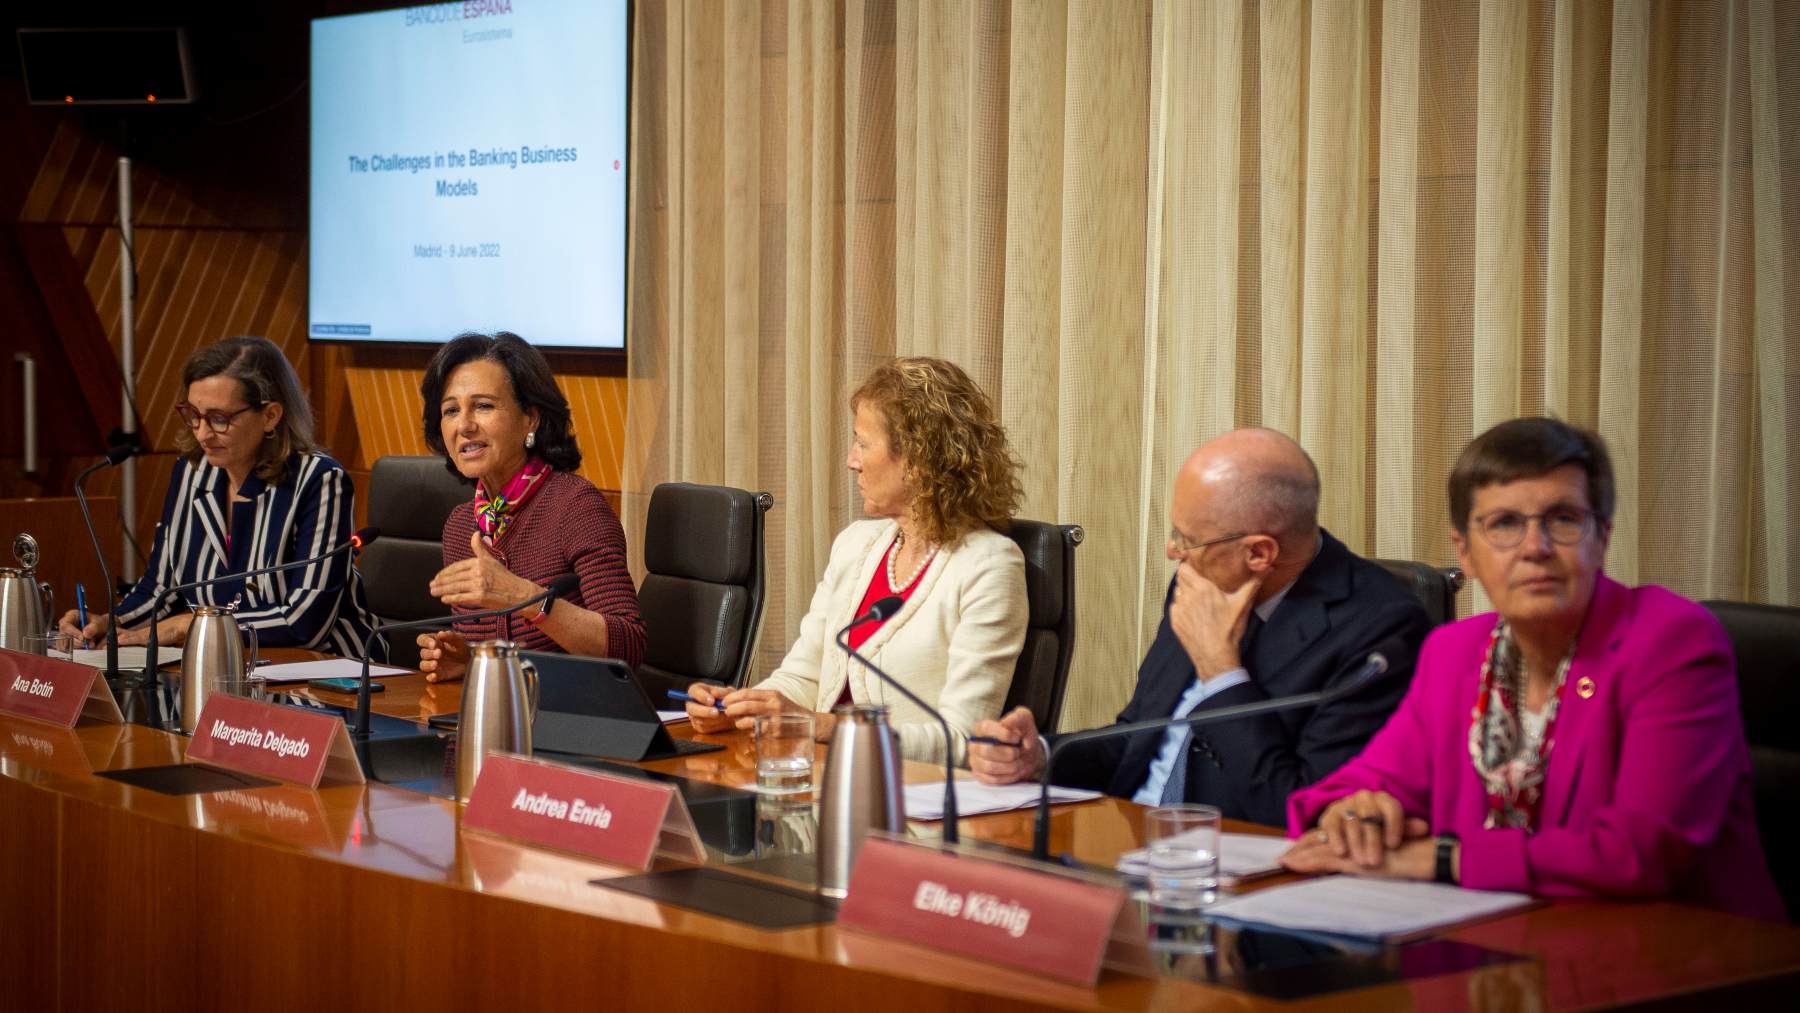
[
  {"x1": 1435, "y1": 833, "x2": 1460, "y2": 884},
  {"x1": 527, "y1": 586, "x2": 556, "y2": 626}
]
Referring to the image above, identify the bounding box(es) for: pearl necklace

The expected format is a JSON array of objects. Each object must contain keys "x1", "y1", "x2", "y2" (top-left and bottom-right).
[{"x1": 887, "y1": 530, "x2": 937, "y2": 592}]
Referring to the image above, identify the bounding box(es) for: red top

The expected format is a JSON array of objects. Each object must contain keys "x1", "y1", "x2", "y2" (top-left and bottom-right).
[{"x1": 836, "y1": 539, "x2": 932, "y2": 708}]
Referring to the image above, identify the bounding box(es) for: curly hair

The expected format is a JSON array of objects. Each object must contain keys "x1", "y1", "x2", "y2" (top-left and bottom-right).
[
  {"x1": 851, "y1": 357, "x2": 1022, "y2": 546},
  {"x1": 175, "y1": 336, "x2": 319, "y2": 485},
  {"x1": 420, "y1": 332, "x2": 582, "y2": 479}
]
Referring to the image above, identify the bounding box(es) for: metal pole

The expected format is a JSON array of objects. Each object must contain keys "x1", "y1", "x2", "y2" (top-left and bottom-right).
[
  {"x1": 117, "y1": 156, "x2": 138, "y2": 584},
  {"x1": 13, "y1": 353, "x2": 35, "y2": 475}
]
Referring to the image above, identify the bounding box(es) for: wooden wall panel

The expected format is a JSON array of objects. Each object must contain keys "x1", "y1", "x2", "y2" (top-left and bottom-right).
[{"x1": 12, "y1": 118, "x2": 629, "y2": 563}]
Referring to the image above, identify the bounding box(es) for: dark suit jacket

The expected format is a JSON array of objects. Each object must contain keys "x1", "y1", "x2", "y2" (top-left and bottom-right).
[{"x1": 1049, "y1": 529, "x2": 1430, "y2": 827}]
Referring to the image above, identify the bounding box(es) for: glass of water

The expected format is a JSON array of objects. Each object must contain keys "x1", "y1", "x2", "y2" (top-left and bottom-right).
[
  {"x1": 1145, "y1": 803, "x2": 1221, "y2": 909},
  {"x1": 25, "y1": 630, "x2": 79, "y2": 661},
  {"x1": 754, "y1": 711, "x2": 815, "y2": 795}
]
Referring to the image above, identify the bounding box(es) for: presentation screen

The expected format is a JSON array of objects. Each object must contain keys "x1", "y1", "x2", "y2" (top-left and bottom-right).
[{"x1": 309, "y1": 0, "x2": 629, "y2": 349}]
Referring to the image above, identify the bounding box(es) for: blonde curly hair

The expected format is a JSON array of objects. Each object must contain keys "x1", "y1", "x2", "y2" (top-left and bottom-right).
[{"x1": 851, "y1": 357, "x2": 1023, "y2": 546}]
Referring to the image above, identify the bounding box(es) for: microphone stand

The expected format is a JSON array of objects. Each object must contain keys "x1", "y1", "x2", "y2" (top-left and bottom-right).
[
  {"x1": 834, "y1": 604, "x2": 961, "y2": 845},
  {"x1": 1030, "y1": 653, "x2": 1390, "y2": 861},
  {"x1": 138, "y1": 529, "x2": 375, "y2": 720},
  {"x1": 73, "y1": 450, "x2": 137, "y2": 706}
]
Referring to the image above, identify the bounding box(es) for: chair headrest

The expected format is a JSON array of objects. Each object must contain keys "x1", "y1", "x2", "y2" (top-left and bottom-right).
[
  {"x1": 643, "y1": 483, "x2": 761, "y2": 584},
  {"x1": 1006, "y1": 520, "x2": 1066, "y2": 628},
  {"x1": 368, "y1": 455, "x2": 474, "y2": 540}
]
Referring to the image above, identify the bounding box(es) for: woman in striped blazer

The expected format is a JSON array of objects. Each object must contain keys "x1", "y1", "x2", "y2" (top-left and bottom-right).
[{"x1": 57, "y1": 336, "x2": 383, "y2": 658}]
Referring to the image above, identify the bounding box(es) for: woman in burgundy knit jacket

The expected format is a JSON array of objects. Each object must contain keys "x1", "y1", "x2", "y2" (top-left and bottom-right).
[{"x1": 413, "y1": 332, "x2": 646, "y2": 681}]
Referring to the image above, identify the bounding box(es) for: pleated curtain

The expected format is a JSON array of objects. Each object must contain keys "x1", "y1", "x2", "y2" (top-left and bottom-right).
[{"x1": 625, "y1": 0, "x2": 1798, "y2": 733}]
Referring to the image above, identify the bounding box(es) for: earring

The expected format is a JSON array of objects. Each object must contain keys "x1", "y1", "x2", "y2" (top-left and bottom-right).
[
  {"x1": 263, "y1": 430, "x2": 275, "y2": 440},
  {"x1": 525, "y1": 431, "x2": 536, "y2": 449}
]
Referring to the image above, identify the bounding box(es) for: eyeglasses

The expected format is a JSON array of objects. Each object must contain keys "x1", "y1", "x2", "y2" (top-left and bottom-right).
[
  {"x1": 175, "y1": 402, "x2": 261, "y2": 434},
  {"x1": 1168, "y1": 527, "x2": 1249, "y2": 555},
  {"x1": 1473, "y1": 507, "x2": 1594, "y2": 549}
]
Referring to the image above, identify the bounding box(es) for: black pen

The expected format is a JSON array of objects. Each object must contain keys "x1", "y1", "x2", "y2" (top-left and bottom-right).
[
  {"x1": 666, "y1": 688, "x2": 728, "y2": 712},
  {"x1": 968, "y1": 735, "x2": 1023, "y2": 748}
]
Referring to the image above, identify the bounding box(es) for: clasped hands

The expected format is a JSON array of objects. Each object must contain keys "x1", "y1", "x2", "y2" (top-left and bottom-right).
[
  {"x1": 417, "y1": 532, "x2": 542, "y2": 683},
  {"x1": 1279, "y1": 790, "x2": 1445, "y2": 881},
  {"x1": 682, "y1": 684, "x2": 837, "y2": 743}
]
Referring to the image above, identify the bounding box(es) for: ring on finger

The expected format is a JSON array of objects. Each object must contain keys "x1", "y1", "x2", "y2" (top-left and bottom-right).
[
  {"x1": 1315, "y1": 830, "x2": 1328, "y2": 844},
  {"x1": 1357, "y1": 813, "x2": 1385, "y2": 827},
  {"x1": 1343, "y1": 811, "x2": 1360, "y2": 823}
]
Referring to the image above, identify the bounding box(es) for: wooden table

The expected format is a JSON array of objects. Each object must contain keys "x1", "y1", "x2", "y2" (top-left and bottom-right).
[{"x1": 4, "y1": 667, "x2": 1799, "y2": 1012}]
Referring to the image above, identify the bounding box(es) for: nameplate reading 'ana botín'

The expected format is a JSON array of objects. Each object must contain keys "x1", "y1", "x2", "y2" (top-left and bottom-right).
[
  {"x1": 837, "y1": 838, "x2": 1127, "y2": 986},
  {"x1": 462, "y1": 753, "x2": 704, "y2": 870},
  {"x1": 0, "y1": 647, "x2": 122, "y2": 727},
  {"x1": 184, "y1": 693, "x2": 365, "y2": 788}
]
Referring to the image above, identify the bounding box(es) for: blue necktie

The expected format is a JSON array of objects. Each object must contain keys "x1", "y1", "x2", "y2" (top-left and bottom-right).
[{"x1": 1161, "y1": 611, "x2": 1265, "y2": 805}]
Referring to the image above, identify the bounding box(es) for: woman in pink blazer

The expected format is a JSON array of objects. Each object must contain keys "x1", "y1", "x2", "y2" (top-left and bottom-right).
[{"x1": 1282, "y1": 418, "x2": 1783, "y2": 921}]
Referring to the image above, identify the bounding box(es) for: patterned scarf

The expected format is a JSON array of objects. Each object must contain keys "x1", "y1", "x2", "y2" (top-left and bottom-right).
[
  {"x1": 472, "y1": 457, "x2": 551, "y2": 547},
  {"x1": 1467, "y1": 620, "x2": 1576, "y2": 831}
]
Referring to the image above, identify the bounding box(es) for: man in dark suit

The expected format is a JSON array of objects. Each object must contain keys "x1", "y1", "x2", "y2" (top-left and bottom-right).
[{"x1": 969, "y1": 428, "x2": 1431, "y2": 827}]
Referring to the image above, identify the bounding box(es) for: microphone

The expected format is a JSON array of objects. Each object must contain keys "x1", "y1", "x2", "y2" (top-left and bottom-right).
[
  {"x1": 1029, "y1": 652, "x2": 1391, "y2": 861},
  {"x1": 352, "y1": 572, "x2": 581, "y2": 741},
  {"x1": 72, "y1": 442, "x2": 144, "y2": 689},
  {"x1": 138, "y1": 527, "x2": 381, "y2": 711},
  {"x1": 833, "y1": 593, "x2": 964, "y2": 845}
]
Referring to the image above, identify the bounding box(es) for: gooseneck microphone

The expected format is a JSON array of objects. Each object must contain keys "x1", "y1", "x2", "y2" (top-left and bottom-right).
[
  {"x1": 138, "y1": 527, "x2": 381, "y2": 710},
  {"x1": 833, "y1": 594, "x2": 963, "y2": 845},
  {"x1": 1029, "y1": 652, "x2": 1391, "y2": 861},
  {"x1": 352, "y1": 572, "x2": 581, "y2": 740},
  {"x1": 73, "y1": 442, "x2": 144, "y2": 688}
]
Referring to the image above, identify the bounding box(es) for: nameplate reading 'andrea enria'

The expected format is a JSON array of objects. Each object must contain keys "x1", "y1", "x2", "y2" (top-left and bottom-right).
[
  {"x1": 462, "y1": 753, "x2": 704, "y2": 870},
  {"x1": 837, "y1": 837, "x2": 1127, "y2": 985},
  {"x1": 0, "y1": 647, "x2": 123, "y2": 727},
  {"x1": 185, "y1": 693, "x2": 365, "y2": 788}
]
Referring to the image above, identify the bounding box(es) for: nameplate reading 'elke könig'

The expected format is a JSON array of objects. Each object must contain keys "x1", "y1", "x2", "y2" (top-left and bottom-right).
[
  {"x1": 184, "y1": 693, "x2": 366, "y2": 788},
  {"x1": 837, "y1": 837, "x2": 1128, "y2": 986},
  {"x1": 0, "y1": 647, "x2": 124, "y2": 727},
  {"x1": 461, "y1": 753, "x2": 706, "y2": 870}
]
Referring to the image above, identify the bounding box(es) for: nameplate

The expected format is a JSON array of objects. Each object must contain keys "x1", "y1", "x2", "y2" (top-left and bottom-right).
[
  {"x1": 837, "y1": 837, "x2": 1127, "y2": 986},
  {"x1": 0, "y1": 647, "x2": 124, "y2": 727},
  {"x1": 462, "y1": 753, "x2": 706, "y2": 870},
  {"x1": 184, "y1": 693, "x2": 366, "y2": 788}
]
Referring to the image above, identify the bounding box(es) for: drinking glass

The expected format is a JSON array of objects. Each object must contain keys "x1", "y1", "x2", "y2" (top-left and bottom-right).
[
  {"x1": 24, "y1": 630, "x2": 79, "y2": 661},
  {"x1": 754, "y1": 711, "x2": 815, "y2": 795},
  {"x1": 1144, "y1": 803, "x2": 1221, "y2": 909}
]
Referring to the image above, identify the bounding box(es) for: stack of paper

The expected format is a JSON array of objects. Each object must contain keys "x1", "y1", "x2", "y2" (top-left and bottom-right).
[
  {"x1": 902, "y1": 780, "x2": 1103, "y2": 820},
  {"x1": 72, "y1": 646, "x2": 182, "y2": 670},
  {"x1": 1204, "y1": 876, "x2": 1535, "y2": 940},
  {"x1": 253, "y1": 658, "x2": 413, "y2": 683},
  {"x1": 1115, "y1": 831, "x2": 1292, "y2": 882}
]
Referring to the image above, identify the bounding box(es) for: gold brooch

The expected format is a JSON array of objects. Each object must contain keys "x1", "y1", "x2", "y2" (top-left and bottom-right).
[{"x1": 1576, "y1": 676, "x2": 1596, "y2": 699}]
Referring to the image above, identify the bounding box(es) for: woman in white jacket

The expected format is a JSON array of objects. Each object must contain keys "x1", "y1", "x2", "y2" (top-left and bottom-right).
[{"x1": 685, "y1": 357, "x2": 1028, "y2": 766}]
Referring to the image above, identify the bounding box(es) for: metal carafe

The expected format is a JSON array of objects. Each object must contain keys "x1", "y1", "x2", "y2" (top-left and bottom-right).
[
  {"x1": 176, "y1": 605, "x2": 259, "y2": 733},
  {"x1": 816, "y1": 703, "x2": 904, "y2": 898},
  {"x1": 0, "y1": 533, "x2": 53, "y2": 654},
  {"x1": 455, "y1": 640, "x2": 538, "y2": 801}
]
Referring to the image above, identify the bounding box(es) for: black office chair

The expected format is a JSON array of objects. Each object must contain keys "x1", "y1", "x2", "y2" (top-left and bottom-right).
[
  {"x1": 633, "y1": 482, "x2": 774, "y2": 704},
  {"x1": 359, "y1": 455, "x2": 473, "y2": 668},
  {"x1": 1001, "y1": 521, "x2": 1083, "y2": 735},
  {"x1": 1371, "y1": 558, "x2": 1466, "y2": 627},
  {"x1": 1702, "y1": 599, "x2": 1800, "y2": 923}
]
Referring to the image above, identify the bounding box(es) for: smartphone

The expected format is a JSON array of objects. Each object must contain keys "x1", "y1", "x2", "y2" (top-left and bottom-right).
[{"x1": 311, "y1": 677, "x2": 381, "y2": 693}]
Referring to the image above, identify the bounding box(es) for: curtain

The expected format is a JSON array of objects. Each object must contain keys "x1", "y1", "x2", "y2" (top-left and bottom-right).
[{"x1": 625, "y1": 0, "x2": 1799, "y2": 734}]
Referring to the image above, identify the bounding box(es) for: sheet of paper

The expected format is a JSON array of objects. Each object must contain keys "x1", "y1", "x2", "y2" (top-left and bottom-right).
[
  {"x1": 1203, "y1": 876, "x2": 1534, "y2": 940},
  {"x1": 254, "y1": 658, "x2": 413, "y2": 683},
  {"x1": 657, "y1": 709, "x2": 689, "y2": 724},
  {"x1": 902, "y1": 780, "x2": 1103, "y2": 821},
  {"x1": 71, "y1": 646, "x2": 182, "y2": 670},
  {"x1": 1116, "y1": 831, "x2": 1292, "y2": 881}
]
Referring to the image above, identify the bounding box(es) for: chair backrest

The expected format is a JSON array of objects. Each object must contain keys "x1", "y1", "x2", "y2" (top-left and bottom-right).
[
  {"x1": 634, "y1": 483, "x2": 773, "y2": 702},
  {"x1": 1702, "y1": 599, "x2": 1800, "y2": 922},
  {"x1": 1002, "y1": 520, "x2": 1083, "y2": 735},
  {"x1": 360, "y1": 455, "x2": 472, "y2": 668},
  {"x1": 1371, "y1": 558, "x2": 1465, "y2": 627}
]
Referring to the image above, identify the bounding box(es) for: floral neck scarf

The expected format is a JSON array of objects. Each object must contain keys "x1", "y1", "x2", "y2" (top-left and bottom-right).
[
  {"x1": 1467, "y1": 620, "x2": 1577, "y2": 831},
  {"x1": 472, "y1": 457, "x2": 551, "y2": 547}
]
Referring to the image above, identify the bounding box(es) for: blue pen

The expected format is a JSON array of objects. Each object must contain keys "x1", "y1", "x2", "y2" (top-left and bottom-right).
[
  {"x1": 76, "y1": 583, "x2": 90, "y2": 630},
  {"x1": 666, "y1": 688, "x2": 728, "y2": 712}
]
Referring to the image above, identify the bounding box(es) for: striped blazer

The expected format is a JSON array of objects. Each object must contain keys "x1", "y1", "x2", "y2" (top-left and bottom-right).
[{"x1": 115, "y1": 452, "x2": 385, "y2": 659}]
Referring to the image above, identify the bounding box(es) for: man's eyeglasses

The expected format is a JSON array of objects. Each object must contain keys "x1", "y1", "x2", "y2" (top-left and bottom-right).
[
  {"x1": 1168, "y1": 527, "x2": 1249, "y2": 555},
  {"x1": 175, "y1": 402, "x2": 261, "y2": 434},
  {"x1": 1473, "y1": 507, "x2": 1593, "y2": 549}
]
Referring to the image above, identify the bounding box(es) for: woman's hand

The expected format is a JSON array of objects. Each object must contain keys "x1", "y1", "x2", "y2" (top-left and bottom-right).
[
  {"x1": 685, "y1": 686, "x2": 804, "y2": 733},
  {"x1": 1280, "y1": 826, "x2": 1438, "y2": 881},
  {"x1": 683, "y1": 682, "x2": 737, "y2": 733},
  {"x1": 418, "y1": 630, "x2": 470, "y2": 683},
  {"x1": 115, "y1": 613, "x2": 195, "y2": 648},
  {"x1": 429, "y1": 532, "x2": 541, "y2": 611},
  {"x1": 57, "y1": 609, "x2": 108, "y2": 647},
  {"x1": 1312, "y1": 790, "x2": 1412, "y2": 867}
]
